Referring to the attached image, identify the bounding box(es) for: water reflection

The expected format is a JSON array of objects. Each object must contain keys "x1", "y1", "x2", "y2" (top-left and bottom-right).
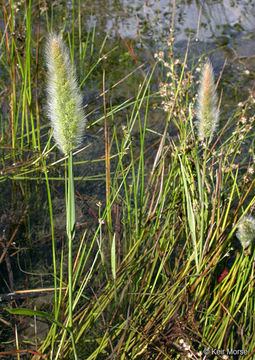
[{"x1": 80, "y1": 0, "x2": 255, "y2": 44}]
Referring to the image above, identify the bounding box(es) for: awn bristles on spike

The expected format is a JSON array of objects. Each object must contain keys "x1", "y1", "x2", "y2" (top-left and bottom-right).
[
  {"x1": 196, "y1": 61, "x2": 219, "y2": 140},
  {"x1": 236, "y1": 216, "x2": 255, "y2": 253},
  {"x1": 45, "y1": 33, "x2": 86, "y2": 155}
]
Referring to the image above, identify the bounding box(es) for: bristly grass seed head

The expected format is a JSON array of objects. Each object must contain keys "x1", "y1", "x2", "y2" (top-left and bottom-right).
[
  {"x1": 236, "y1": 216, "x2": 255, "y2": 252},
  {"x1": 196, "y1": 60, "x2": 219, "y2": 140},
  {"x1": 45, "y1": 33, "x2": 86, "y2": 155}
]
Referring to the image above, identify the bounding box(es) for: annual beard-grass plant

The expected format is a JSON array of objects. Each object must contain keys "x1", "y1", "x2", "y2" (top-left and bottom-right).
[
  {"x1": 45, "y1": 33, "x2": 85, "y2": 359},
  {"x1": 181, "y1": 59, "x2": 221, "y2": 272}
]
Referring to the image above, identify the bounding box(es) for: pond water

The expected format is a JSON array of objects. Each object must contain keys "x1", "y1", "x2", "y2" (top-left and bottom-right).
[
  {"x1": 80, "y1": 0, "x2": 255, "y2": 133},
  {"x1": 80, "y1": 0, "x2": 255, "y2": 62},
  {"x1": 83, "y1": 0, "x2": 255, "y2": 43},
  {"x1": 0, "y1": 0, "x2": 254, "y2": 272},
  {"x1": 0, "y1": 0, "x2": 255, "y2": 348},
  {"x1": 80, "y1": 0, "x2": 255, "y2": 197}
]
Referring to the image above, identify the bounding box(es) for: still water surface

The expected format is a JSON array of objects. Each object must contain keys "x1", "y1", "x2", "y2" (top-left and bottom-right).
[{"x1": 80, "y1": 0, "x2": 255, "y2": 112}]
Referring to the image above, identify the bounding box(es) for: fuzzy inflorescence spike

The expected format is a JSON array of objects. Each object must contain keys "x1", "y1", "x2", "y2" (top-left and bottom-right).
[
  {"x1": 45, "y1": 33, "x2": 86, "y2": 155},
  {"x1": 196, "y1": 61, "x2": 219, "y2": 140},
  {"x1": 236, "y1": 216, "x2": 255, "y2": 252}
]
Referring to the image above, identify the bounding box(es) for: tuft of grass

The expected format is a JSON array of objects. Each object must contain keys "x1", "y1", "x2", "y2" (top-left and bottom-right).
[{"x1": 1, "y1": 3, "x2": 255, "y2": 360}]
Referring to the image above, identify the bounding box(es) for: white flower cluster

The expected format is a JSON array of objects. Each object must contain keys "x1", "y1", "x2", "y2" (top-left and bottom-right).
[{"x1": 178, "y1": 338, "x2": 203, "y2": 359}]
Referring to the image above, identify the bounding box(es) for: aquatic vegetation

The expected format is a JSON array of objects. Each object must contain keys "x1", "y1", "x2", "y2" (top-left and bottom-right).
[{"x1": 1, "y1": 2, "x2": 255, "y2": 359}]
